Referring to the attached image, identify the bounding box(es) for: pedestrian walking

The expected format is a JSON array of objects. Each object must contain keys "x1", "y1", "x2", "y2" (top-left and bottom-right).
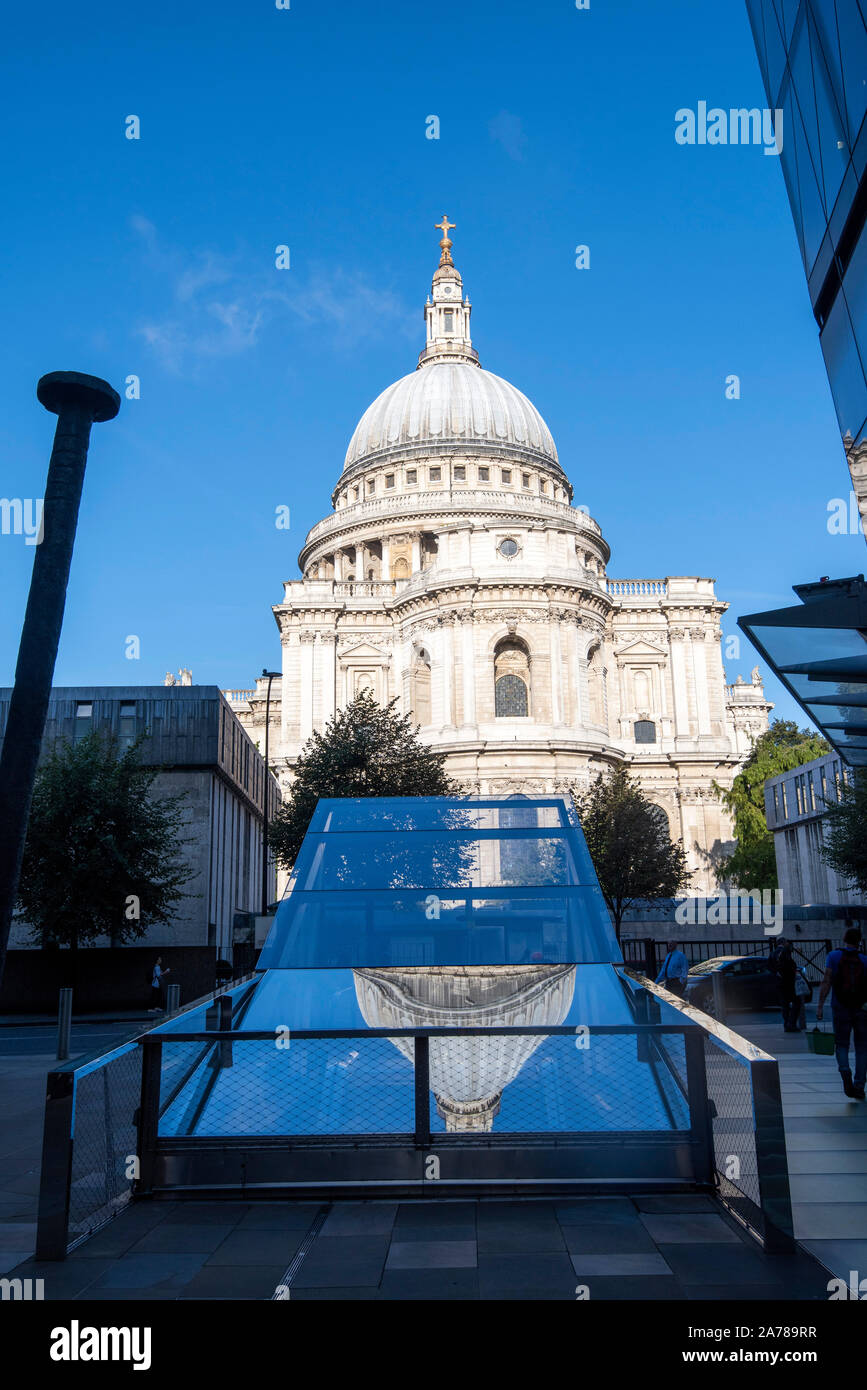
[
  {"x1": 149, "y1": 956, "x2": 170, "y2": 1013},
  {"x1": 770, "y1": 939, "x2": 800, "y2": 1032},
  {"x1": 656, "y1": 940, "x2": 689, "y2": 998},
  {"x1": 817, "y1": 927, "x2": 867, "y2": 1099}
]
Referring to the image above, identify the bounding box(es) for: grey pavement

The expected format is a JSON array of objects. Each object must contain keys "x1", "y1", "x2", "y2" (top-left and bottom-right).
[
  {"x1": 732, "y1": 1004, "x2": 867, "y2": 1282},
  {"x1": 8, "y1": 1195, "x2": 828, "y2": 1301}
]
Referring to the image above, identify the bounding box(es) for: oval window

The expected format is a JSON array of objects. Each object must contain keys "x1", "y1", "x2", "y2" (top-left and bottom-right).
[{"x1": 498, "y1": 538, "x2": 519, "y2": 558}]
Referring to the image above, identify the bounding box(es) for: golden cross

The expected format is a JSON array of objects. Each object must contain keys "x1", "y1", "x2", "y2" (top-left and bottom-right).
[{"x1": 435, "y1": 215, "x2": 455, "y2": 241}]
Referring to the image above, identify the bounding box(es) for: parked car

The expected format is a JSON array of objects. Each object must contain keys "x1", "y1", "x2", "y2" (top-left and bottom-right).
[{"x1": 684, "y1": 954, "x2": 813, "y2": 1017}]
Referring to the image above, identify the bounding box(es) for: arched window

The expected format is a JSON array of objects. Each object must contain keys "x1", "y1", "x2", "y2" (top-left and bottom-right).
[
  {"x1": 393, "y1": 556, "x2": 410, "y2": 580},
  {"x1": 494, "y1": 638, "x2": 530, "y2": 717},
  {"x1": 634, "y1": 719, "x2": 656, "y2": 744},
  {"x1": 412, "y1": 648, "x2": 431, "y2": 725}
]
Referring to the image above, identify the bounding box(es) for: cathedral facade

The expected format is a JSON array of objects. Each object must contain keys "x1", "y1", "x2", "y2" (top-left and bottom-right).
[{"x1": 226, "y1": 225, "x2": 771, "y2": 893}]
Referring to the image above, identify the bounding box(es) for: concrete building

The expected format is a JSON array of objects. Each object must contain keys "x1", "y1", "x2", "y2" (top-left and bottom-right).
[
  {"x1": 0, "y1": 685, "x2": 280, "y2": 953},
  {"x1": 228, "y1": 227, "x2": 771, "y2": 893},
  {"x1": 765, "y1": 751, "x2": 867, "y2": 909}
]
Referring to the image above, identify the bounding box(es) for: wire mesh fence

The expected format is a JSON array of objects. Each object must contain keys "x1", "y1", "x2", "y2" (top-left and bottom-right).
[{"x1": 65, "y1": 1045, "x2": 142, "y2": 1249}]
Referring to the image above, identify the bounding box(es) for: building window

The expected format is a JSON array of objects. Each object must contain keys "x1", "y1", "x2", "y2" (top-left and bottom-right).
[
  {"x1": 522, "y1": 473, "x2": 531, "y2": 488},
  {"x1": 353, "y1": 486, "x2": 360, "y2": 500},
  {"x1": 454, "y1": 465, "x2": 466, "y2": 482},
  {"x1": 385, "y1": 473, "x2": 395, "y2": 489},
  {"x1": 781, "y1": 782, "x2": 789, "y2": 819},
  {"x1": 498, "y1": 537, "x2": 519, "y2": 558},
  {"x1": 367, "y1": 479, "x2": 375, "y2": 494},
  {"x1": 406, "y1": 468, "x2": 417, "y2": 485},
  {"x1": 430, "y1": 466, "x2": 441, "y2": 482},
  {"x1": 494, "y1": 638, "x2": 530, "y2": 717},
  {"x1": 502, "y1": 468, "x2": 512, "y2": 484},
  {"x1": 119, "y1": 701, "x2": 137, "y2": 751},
  {"x1": 772, "y1": 786, "x2": 780, "y2": 819},
  {"x1": 443, "y1": 309, "x2": 454, "y2": 333},
  {"x1": 540, "y1": 479, "x2": 548, "y2": 493},
  {"x1": 478, "y1": 466, "x2": 489, "y2": 481},
  {"x1": 634, "y1": 719, "x2": 656, "y2": 744},
  {"x1": 74, "y1": 701, "x2": 93, "y2": 741}
]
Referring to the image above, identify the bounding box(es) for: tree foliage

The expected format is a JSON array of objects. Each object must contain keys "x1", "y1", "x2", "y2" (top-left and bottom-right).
[
  {"x1": 269, "y1": 691, "x2": 459, "y2": 872},
  {"x1": 714, "y1": 719, "x2": 829, "y2": 890},
  {"x1": 571, "y1": 768, "x2": 692, "y2": 937},
  {"x1": 17, "y1": 730, "x2": 195, "y2": 952},
  {"x1": 819, "y1": 768, "x2": 867, "y2": 895}
]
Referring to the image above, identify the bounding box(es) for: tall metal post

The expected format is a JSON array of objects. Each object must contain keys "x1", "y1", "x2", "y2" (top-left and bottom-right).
[
  {"x1": 0, "y1": 373, "x2": 120, "y2": 990},
  {"x1": 260, "y1": 668, "x2": 280, "y2": 914},
  {"x1": 56, "y1": 987, "x2": 73, "y2": 1061}
]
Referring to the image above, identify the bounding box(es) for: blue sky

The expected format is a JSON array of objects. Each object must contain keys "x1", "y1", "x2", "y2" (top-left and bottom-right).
[{"x1": 0, "y1": 0, "x2": 863, "y2": 728}]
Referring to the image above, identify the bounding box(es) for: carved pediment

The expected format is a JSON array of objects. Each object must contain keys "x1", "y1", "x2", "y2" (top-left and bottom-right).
[
  {"x1": 615, "y1": 638, "x2": 668, "y2": 661},
  {"x1": 338, "y1": 641, "x2": 389, "y2": 660}
]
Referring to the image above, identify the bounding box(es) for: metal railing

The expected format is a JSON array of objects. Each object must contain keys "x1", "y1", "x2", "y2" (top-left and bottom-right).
[
  {"x1": 618, "y1": 968, "x2": 794, "y2": 1251},
  {"x1": 35, "y1": 972, "x2": 261, "y2": 1260}
]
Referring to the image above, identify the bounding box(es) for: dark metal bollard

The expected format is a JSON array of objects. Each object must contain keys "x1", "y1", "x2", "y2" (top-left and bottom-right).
[
  {"x1": 0, "y1": 372, "x2": 120, "y2": 992},
  {"x1": 165, "y1": 983, "x2": 180, "y2": 1016},
  {"x1": 56, "y1": 987, "x2": 73, "y2": 1061},
  {"x1": 712, "y1": 970, "x2": 727, "y2": 1024}
]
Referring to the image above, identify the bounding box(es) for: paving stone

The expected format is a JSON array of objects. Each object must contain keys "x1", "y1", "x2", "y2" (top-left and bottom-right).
[
  {"x1": 377, "y1": 1268, "x2": 480, "y2": 1300},
  {"x1": 319, "y1": 1203, "x2": 397, "y2": 1237},
  {"x1": 235, "y1": 1203, "x2": 323, "y2": 1231},
  {"x1": 571, "y1": 1251, "x2": 673, "y2": 1277},
  {"x1": 633, "y1": 1195, "x2": 718, "y2": 1214},
  {"x1": 291, "y1": 1235, "x2": 390, "y2": 1288},
  {"x1": 385, "y1": 1240, "x2": 477, "y2": 1270},
  {"x1": 561, "y1": 1221, "x2": 657, "y2": 1255},
  {"x1": 554, "y1": 1198, "x2": 639, "y2": 1224},
  {"x1": 575, "y1": 1275, "x2": 684, "y2": 1301},
  {"x1": 89, "y1": 1253, "x2": 208, "y2": 1291},
  {"x1": 206, "y1": 1229, "x2": 304, "y2": 1266},
  {"x1": 639, "y1": 1213, "x2": 743, "y2": 1244},
  {"x1": 477, "y1": 1225, "x2": 567, "y2": 1255},
  {"x1": 656, "y1": 1243, "x2": 787, "y2": 1286},
  {"x1": 128, "y1": 1223, "x2": 237, "y2": 1256},
  {"x1": 179, "y1": 1265, "x2": 290, "y2": 1299},
  {"x1": 477, "y1": 1252, "x2": 578, "y2": 1299}
]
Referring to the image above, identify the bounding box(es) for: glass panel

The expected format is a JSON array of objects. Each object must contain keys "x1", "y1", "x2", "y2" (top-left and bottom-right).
[
  {"x1": 749, "y1": 621, "x2": 867, "y2": 669},
  {"x1": 495, "y1": 673, "x2": 528, "y2": 716},
  {"x1": 807, "y1": 9, "x2": 850, "y2": 208},
  {"x1": 834, "y1": 0, "x2": 867, "y2": 143}
]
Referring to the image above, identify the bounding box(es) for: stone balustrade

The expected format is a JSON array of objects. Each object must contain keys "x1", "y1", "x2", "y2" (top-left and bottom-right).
[{"x1": 606, "y1": 579, "x2": 668, "y2": 597}]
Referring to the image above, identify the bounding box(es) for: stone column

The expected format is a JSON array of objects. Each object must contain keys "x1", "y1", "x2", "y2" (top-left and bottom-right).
[
  {"x1": 669, "y1": 628, "x2": 692, "y2": 743},
  {"x1": 461, "y1": 618, "x2": 476, "y2": 726},
  {"x1": 441, "y1": 620, "x2": 455, "y2": 728},
  {"x1": 690, "y1": 627, "x2": 712, "y2": 739},
  {"x1": 550, "y1": 616, "x2": 563, "y2": 724},
  {"x1": 320, "y1": 632, "x2": 337, "y2": 725},
  {"x1": 381, "y1": 538, "x2": 391, "y2": 581},
  {"x1": 299, "y1": 631, "x2": 315, "y2": 741},
  {"x1": 411, "y1": 533, "x2": 422, "y2": 573}
]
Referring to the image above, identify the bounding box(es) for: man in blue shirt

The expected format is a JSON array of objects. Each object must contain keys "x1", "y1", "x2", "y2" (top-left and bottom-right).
[
  {"x1": 817, "y1": 927, "x2": 867, "y2": 1100},
  {"x1": 656, "y1": 940, "x2": 689, "y2": 998}
]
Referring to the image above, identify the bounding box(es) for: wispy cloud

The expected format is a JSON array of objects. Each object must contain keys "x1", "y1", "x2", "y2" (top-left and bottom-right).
[
  {"x1": 488, "y1": 110, "x2": 528, "y2": 162},
  {"x1": 130, "y1": 219, "x2": 416, "y2": 373}
]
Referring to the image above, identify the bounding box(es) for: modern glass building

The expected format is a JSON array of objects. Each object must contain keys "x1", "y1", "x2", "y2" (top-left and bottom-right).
[
  {"x1": 740, "y1": 5, "x2": 867, "y2": 764},
  {"x1": 745, "y1": 1, "x2": 867, "y2": 470}
]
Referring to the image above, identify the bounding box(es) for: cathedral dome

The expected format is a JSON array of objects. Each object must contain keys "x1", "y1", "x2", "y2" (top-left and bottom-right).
[{"x1": 343, "y1": 362, "x2": 559, "y2": 472}]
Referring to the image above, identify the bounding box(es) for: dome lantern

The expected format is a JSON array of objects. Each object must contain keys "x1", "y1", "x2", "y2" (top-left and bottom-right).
[{"x1": 419, "y1": 216, "x2": 478, "y2": 370}]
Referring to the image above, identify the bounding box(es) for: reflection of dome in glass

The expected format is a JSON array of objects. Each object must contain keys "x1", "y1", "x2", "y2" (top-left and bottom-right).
[{"x1": 354, "y1": 964, "x2": 576, "y2": 1132}]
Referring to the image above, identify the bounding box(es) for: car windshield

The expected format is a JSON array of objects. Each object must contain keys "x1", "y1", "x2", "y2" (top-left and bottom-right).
[{"x1": 687, "y1": 958, "x2": 736, "y2": 975}]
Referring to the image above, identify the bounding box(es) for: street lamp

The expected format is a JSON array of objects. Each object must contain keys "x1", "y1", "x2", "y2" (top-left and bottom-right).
[{"x1": 260, "y1": 668, "x2": 281, "y2": 915}]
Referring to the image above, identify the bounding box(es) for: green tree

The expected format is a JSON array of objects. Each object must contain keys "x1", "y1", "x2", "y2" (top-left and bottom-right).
[
  {"x1": 571, "y1": 768, "x2": 692, "y2": 939},
  {"x1": 714, "y1": 719, "x2": 829, "y2": 890},
  {"x1": 269, "y1": 691, "x2": 459, "y2": 872},
  {"x1": 819, "y1": 768, "x2": 867, "y2": 895},
  {"x1": 17, "y1": 730, "x2": 195, "y2": 961}
]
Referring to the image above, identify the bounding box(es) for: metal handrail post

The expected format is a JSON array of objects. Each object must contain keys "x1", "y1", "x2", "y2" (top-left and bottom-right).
[
  {"x1": 136, "y1": 1037, "x2": 162, "y2": 1195},
  {"x1": 414, "y1": 1035, "x2": 431, "y2": 1148},
  {"x1": 684, "y1": 1027, "x2": 714, "y2": 1186},
  {"x1": 35, "y1": 1069, "x2": 75, "y2": 1260},
  {"x1": 752, "y1": 1056, "x2": 796, "y2": 1253}
]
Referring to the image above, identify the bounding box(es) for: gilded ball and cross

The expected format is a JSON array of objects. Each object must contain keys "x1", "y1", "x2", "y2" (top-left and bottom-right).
[{"x1": 436, "y1": 215, "x2": 456, "y2": 265}]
